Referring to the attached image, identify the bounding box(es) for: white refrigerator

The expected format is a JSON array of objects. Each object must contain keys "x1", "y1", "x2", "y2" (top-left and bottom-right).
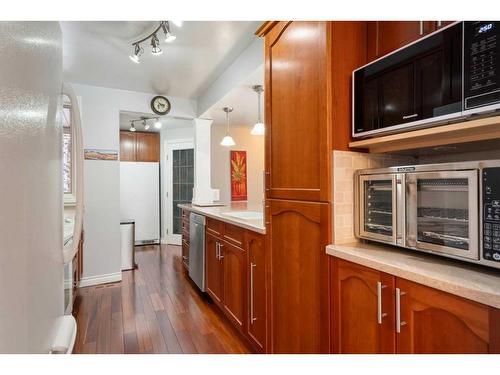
[
  {"x1": 0, "y1": 22, "x2": 83, "y2": 353},
  {"x1": 120, "y1": 162, "x2": 160, "y2": 245}
]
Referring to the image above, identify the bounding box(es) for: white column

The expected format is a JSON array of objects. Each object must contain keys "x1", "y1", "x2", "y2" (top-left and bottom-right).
[{"x1": 192, "y1": 118, "x2": 219, "y2": 206}]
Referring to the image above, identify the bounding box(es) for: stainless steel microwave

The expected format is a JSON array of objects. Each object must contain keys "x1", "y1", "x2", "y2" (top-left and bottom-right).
[
  {"x1": 353, "y1": 21, "x2": 500, "y2": 139},
  {"x1": 354, "y1": 160, "x2": 500, "y2": 269}
]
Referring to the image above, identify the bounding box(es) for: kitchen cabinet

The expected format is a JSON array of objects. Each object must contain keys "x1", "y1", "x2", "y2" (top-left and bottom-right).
[
  {"x1": 267, "y1": 199, "x2": 331, "y2": 353},
  {"x1": 120, "y1": 131, "x2": 136, "y2": 161},
  {"x1": 366, "y1": 21, "x2": 436, "y2": 63},
  {"x1": 119, "y1": 131, "x2": 159, "y2": 162},
  {"x1": 246, "y1": 232, "x2": 266, "y2": 351},
  {"x1": 331, "y1": 258, "x2": 500, "y2": 354},
  {"x1": 221, "y1": 240, "x2": 246, "y2": 330},
  {"x1": 205, "y1": 232, "x2": 223, "y2": 304},
  {"x1": 263, "y1": 21, "x2": 331, "y2": 202},
  {"x1": 202, "y1": 215, "x2": 267, "y2": 352},
  {"x1": 331, "y1": 259, "x2": 395, "y2": 354},
  {"x1": 135, "y1": 132, "x2": 160, "y2": 162},
  {"x1": 396, "y1": 278, "x2": 492, "y2": 354}
]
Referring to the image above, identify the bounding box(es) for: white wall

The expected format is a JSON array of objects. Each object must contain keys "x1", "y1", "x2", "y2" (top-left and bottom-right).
[
  {"x1": 197, "y1": 38, "x2": 264, "y2": 117},
  {"x1": 159, "y1": 124, "x2": 194, "y2": 241},
  {"x1": 71, "y1": 83, "x2": 196, "y2": 285},
  {"x1": 211, "y1": 124, "x2": 264, "y2": 204}
]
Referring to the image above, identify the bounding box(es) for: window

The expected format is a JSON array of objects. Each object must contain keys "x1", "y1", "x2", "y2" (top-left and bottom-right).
[{"x1": 62, "y1": 95, "x2": 75, "y2": 204}]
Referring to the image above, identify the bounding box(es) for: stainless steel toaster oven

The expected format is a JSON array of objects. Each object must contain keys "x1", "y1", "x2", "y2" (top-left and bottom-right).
[{"x1": 355, "y1": 160, "x2": 500, "y2": 269}]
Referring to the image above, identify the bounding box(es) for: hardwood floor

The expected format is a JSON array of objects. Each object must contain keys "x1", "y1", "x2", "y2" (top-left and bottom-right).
[{"x1": 73, "y1": 244, "x2": 252, "y2": 354}]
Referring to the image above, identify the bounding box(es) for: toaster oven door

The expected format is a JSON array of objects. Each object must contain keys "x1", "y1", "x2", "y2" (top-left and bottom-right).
[
  {"x1": 406, "y1": 170, "x2": 479, "y2": 260},
  {"x1": 358, "y1": 174, "x2": 398, "y2": 244}
]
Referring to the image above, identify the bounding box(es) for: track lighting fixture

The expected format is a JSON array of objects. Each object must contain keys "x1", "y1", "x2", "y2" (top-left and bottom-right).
[
  {"x1": 251, "y1": 85, "x2": 265, "y2": 136},
  {"x1": 129, "y1": 116, "x2": 162, "y2": 132},
  {"x1": 220, "y1": 107, "x2": 235, "y2": 147},
  {"x1": 129, "y1": 21, "x2": 180, "y2": 63}
]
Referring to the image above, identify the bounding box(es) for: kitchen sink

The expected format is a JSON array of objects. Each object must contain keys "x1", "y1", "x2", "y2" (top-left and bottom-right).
[{"x1": 221, "y1": 211, "x2": 263, "y2": 221}]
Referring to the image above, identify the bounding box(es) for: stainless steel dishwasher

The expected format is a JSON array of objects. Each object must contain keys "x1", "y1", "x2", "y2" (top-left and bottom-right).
[{"x1": 189, "y1": 212, "x2": 206, "y2": 292}]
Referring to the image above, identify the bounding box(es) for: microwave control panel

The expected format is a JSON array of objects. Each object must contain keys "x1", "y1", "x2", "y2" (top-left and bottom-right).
[
  {"x1": 464, "y1": 21, "x2": 500, "y2": 109},
  {"x1": 482, "y1": 167, "x2": 500, "y2": 262}
]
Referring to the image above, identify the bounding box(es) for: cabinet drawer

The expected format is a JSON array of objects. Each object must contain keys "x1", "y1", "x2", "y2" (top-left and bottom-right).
[
  {"x1": 223, "y1": 223, "x2": 245, "y2": 249},
  {"x1": 181, "y1": 218, "x2": 190, "y2": 232},
  {"x1": 206, "y1": 217, "x2": 223, "y2": 236},
  {"x1": 182, "y1": 209, "x2": 190, "y2": 220}
]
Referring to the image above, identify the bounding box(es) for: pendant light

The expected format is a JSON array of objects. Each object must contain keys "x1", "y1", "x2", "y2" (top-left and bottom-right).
[
  {"x1": 220, "y1": 107, "x2": 235, "y2": 147},
  {"x1": 251, "y1": 85, "x2": 265, "y2": 135}
]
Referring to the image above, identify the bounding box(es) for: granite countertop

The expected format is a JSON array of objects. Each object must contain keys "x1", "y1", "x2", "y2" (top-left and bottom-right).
[
  {"x1": 326, "y1": 241, "x2": 500, "y2": 309},
  {"x1": 178, "y1": 202, "x2": 266, "y2": 234}
]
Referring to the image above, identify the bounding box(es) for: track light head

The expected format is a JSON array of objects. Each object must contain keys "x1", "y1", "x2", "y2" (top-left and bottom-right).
[
  {"x1": 130, "y1": 123, "x2": 136, "y2": 132},
  {"x1": 162, "y1": 22, "x2": 177, "y2": 43},
  {"x1": 129, "y1": 44, "x2": 143, "y2": 63},
  {"x1": 154, "y1": 119, "x2": 162, "y2": 129},
  {"x1": 151, "y1": 34, "x2": 162, "y2": 55}
]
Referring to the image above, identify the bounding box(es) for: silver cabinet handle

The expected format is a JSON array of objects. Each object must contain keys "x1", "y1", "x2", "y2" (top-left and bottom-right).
[
  {"x1": 215, "y1": 242, "x2": 220, "y2": 260},
  {"x1": 218, "y1": 243, "x2": 224, "y2": 260},
  {"x1": 395, "y1": 287, "x2": 407, "y2": 333},
  {"x1": 419, "y1": 21, "x2": 424, "y2": 35},
  {"x1": 250, "y1": 262, "x2": 257, "y2": 324},
  {"x1": 377, "y1": 281, "x2": 387, "y2": 324},
  {"x1": 402, "y1": 113, "x2": 419, "y2": 120}
]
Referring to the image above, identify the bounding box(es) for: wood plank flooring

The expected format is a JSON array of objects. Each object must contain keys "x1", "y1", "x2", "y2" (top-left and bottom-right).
[{"x1": 73, "y1": 244, "x2": 252, "y2": 354}]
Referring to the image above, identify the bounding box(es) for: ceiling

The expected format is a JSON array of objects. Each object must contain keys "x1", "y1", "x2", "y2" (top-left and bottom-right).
[
  {"x1": 61, "y1": 21, "x2": 261, "y2": 98},
  {"x1": 119, "y1": 111, "x2": 192, "y2": 132},
  {"x1": 203, "y1": 64, "x2": 264, "y2": 128}
]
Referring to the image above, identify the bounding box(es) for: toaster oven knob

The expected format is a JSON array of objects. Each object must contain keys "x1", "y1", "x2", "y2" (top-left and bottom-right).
[{"x1": 493, "y1": 253, "x2": 500, "y2": 261}]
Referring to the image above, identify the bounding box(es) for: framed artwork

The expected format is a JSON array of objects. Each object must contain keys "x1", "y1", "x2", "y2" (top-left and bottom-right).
[
  {"x1": 230, "y1": 150, "x2": 247, "y2": 201},
  {"x1": 84, "y1": 148, "x2": 118, "y2": 161}
]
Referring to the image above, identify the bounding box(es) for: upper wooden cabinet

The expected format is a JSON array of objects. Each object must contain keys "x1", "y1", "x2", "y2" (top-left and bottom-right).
[
  {"x1": 267, "y1": 199, "x2": 331, "y2": 353},
  {"x1": 263, "y1": 21, "x2": 331, "y2": 202},
  {"x1": 119, "y1": 131, "x2": 159, "y2": 162},
  {"x1": 366, "y1": 21, "x2": 437, "y2": 63},
  {"x1": 120, "y1": 131, "x2": 136, "y2": 161}
]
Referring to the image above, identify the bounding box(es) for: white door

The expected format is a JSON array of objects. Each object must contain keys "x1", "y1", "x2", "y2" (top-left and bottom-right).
[{"x1": 166, "y1": 141, "x2": 194, "y2": 245}]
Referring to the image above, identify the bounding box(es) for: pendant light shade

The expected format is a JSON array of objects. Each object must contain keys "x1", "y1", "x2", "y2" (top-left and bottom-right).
[
  {"x1": 220, "y1": 106, "x2": 235, "y2": 147},
  {"x1": 251, "y1": 85, "x2": 265, "y2": 135}
]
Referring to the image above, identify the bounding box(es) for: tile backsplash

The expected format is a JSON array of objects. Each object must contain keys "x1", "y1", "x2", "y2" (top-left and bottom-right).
[{"x1": 332, "y1": 150, "x2": 414, "y2": 245}]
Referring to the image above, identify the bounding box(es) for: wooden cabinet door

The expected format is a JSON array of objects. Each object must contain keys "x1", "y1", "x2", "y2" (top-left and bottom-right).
[
  {"x1": 331, "y1": 259, "x2": 395, "y2": 354},
  {"x1": 396, "y1": 278, "x2": 491, "y2": 353},
  {"x1": 267, "y1": 199, "x2": 331, "y2": 353},
  {"x1": 220, "y1": 241, "x2": 246, "y2": 330},
  {"x1": 135, "y1": 132, "x2": 160, "y2": 162},
  {"x1": 205, "y1": 233, "x2": 223, "y2": 305},
  {"x1": 264, "y1": 21, "x2": 331, "y2": 202},
  {"x1": 246, "y1": 232, "x2": 266, "y2": 352},
  {"x1": 367, "y1": 21, "x2": 436, "y2": 62},
  {"x1": 120, "y1": 131, "x2": 136, "y2": 161}
]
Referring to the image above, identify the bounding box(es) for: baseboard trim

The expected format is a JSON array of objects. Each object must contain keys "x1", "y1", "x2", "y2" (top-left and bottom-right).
[{"x1": 79, "y1": 272, "x2": 122, "y2": 288}]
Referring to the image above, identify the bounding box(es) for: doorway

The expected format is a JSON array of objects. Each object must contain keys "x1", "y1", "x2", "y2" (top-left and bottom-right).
[{"x1": 166, "y1": 140, "x2": 194, "y2": 245}]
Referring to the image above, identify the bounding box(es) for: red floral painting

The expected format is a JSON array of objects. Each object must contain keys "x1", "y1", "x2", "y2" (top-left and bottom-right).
[{"x1": 230, "y1": 150, "x2": 247, "y2": 201}]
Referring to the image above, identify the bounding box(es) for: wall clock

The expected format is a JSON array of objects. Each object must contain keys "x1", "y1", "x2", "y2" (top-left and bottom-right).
[{"x1": 151, "y1": 95, "x2": 171, "y2": 115}]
